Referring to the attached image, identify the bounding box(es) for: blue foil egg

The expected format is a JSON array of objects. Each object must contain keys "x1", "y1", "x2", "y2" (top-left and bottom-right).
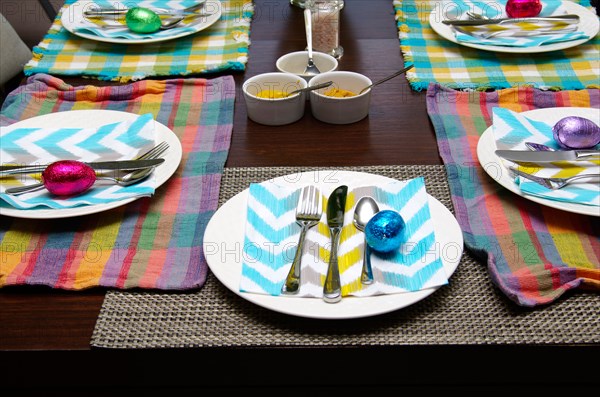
[{"x1": 365, "y1": 210, "x2": 406, "y2": 253}]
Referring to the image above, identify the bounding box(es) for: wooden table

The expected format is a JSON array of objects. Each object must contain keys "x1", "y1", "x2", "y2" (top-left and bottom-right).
[{"x1": 1, "y1": 1, "x2": 597, "y2": 393}]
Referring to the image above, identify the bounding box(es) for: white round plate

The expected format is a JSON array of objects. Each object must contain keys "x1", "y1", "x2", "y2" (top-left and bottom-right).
[
  {"x1": 61, "y1": 0, "x2": 221, "y2": 45},
  {"x1": 0, "y1": 110, "x2": 182, "y2": 219},
  {"x1": 477, "y1": 107, "x2": 599, "y2": 217},
  {"x1": 203, "y1": 170, "x2": 464, "y2": 320},
  {"x1": 429, "y1": 1, "x2": 599, "y2": 53}
]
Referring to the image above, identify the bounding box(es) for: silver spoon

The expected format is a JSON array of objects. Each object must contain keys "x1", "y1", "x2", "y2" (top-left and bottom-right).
[
  {"x1": 353, "y1": 196, "x2": 380, "y2": 285},
  {"x1": 525, "y1": 142, "x2": 555, "y2": 151},
  {"x1": 359, "y1": 64, "x2": 414, "y2": 95},
  {"x1": 288, "y1": 81, "x2": 333, "y2": 96},
  {"x1": 303, "y1": 8, "x2": 320, "y2": 76}
]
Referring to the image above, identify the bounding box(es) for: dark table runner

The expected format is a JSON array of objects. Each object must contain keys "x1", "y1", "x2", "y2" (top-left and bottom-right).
[{"x1": 91, "y1": 165, "x2": 599, "y2": 348}]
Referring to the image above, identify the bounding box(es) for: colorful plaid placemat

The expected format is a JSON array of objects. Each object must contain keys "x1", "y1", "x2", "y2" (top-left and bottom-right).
[
  {"x1": 426, "y1": 83, "x2": 600, "y2": 307},
  {"x1": 24, "y1": 0, "x2": 253, "y2": 82},
  {"x1": 393, "y1": 0, "x2": 600, "y2": 91},
  {"x1": 0, "y1": 73, "x2": 235, "y2": 290}
]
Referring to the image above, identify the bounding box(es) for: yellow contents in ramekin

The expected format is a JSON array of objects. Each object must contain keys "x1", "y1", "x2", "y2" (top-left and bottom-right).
[
  {"x1": 324, "y1": 87, "x2": 356, "y2": 98},
  {"x1": 256, "y1": 90, "x2": 289, "y2": 99}
]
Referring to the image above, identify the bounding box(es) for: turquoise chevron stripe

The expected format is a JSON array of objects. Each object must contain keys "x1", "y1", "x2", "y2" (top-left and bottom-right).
[
  {"x1": 240, "y1": 265, "x2": 286, "y2": 296},
  {"x1": 245, "y1": 204, "x2": 296, "y2": 243},
  {"x1": 241, "y1": 184, "x2": 301, "y2": 295},
  {"x1": 242, "y1": 234, "x2": 297, "y2": 269},
  {"x1": 381, "y1": 258, "x2": 446, "y2": 290},
  {"x1": 495, "y1": 108, "x2": 554, "y2": 146}
]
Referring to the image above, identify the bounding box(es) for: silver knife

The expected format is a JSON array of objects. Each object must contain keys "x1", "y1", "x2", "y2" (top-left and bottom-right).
[
  {"x1": 442, "y1": 14, "x2": 580, "y2": 26},
  {"x1": 323, "y1": 185, "x2": 348, "y2": 304},
  {"x1": 495, "y1": 149, "x2": 600, "y2": 163},
  {"x1": 0, "y1": 158, "x2": 165, "y2": 176}
]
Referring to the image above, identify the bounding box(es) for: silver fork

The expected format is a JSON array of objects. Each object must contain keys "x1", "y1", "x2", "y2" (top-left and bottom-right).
[
  {"x1": 281, "y1": 185, "x2": 323, "y2": 295},
  {"x1": 510, "y1": 167, "x2": 600, "y2": 190},
  {"x1": 4, "y1": 142, "x2": 169, "y2": 195}
]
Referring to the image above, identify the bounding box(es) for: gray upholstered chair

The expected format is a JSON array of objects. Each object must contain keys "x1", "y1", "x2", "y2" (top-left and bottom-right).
[{"x1": 0, "y1": 12, "x2": 33, "y2": 87}]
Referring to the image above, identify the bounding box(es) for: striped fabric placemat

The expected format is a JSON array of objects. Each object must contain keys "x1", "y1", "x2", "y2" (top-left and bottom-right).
[
  {"x1": 24, "y1": 0, "x2": 253, "y2": 82},
  {"x1": 393, "y1": 0, "x2": 600, "y2": 91},
  {"x1": 426, "y1": 83, "x2": 600, "y2": 307},
  {"x1": 0, "y1": 73, "x2": 234, "y2": 290}
]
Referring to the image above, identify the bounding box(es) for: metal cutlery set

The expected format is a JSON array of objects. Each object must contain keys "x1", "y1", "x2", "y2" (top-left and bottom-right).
[
  {"x1": 282, "y1": 184, "x2": 381, "y2": 303},
  {"x1": 0, "y1": 142, "x2": 170, "y2": 196},
  {"x1": 443, "y1": 13, "x2": 581, "y2": 39},
  {"x1": 495, "y1": 147, "x2": 600, "y2": 190}
]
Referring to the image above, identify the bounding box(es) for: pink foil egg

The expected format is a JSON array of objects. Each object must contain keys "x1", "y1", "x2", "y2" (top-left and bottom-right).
[
  {"x1": 41, "y1": 160, "x2": 96, "y2": 196},
  {"x1": 506, "y1": 0, "x2": 542, "y2": 18},
  {"x1": 552, "y1": 116, "x2": 600, "y2": 149}
]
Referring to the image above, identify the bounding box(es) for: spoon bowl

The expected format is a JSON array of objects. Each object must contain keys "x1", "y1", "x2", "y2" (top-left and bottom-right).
[
  {"x1": 525, "y1": 142, "x2": 555, "y2": 151},
  {"x1": 303, "y1": 9, "x2": 321, "y2": 76},
  {"x1": 353, "y1": 196, "x2": 380, "y2": 284}
]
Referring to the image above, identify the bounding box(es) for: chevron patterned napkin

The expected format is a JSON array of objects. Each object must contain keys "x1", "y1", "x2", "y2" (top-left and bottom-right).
[
  {"x1": 492, "y1": 107, "x2": 600, "y2": 207},
  {"x1": 0, "y1": 113, "x2": 158, "y2": 209},
  {"x1": 240, "y1": 178, "x2": 449, "y2": 298},
  {"x1": 444, "y1": 0, "x2": 589, "y2": 47},
  {"x1": 73, "y1": 0, "x2": 213, "y2": 40}
]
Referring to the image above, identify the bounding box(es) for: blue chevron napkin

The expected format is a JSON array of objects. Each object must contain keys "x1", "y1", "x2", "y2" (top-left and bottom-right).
[
  {"x1": 444, "y1": 0, "x2": 590, "y2": 47},
  {"x1": 72, "y1": 0, "x2": 212, "y2": 40},
  {"x1": 492, "y1": 107, "x2": 600, "y2": 207},
  {"x1": 239, "y1": 178, "x2": 449, "y2": 298},
  {"x1": 0, "y1": 112, "x2": 158, "y2": 209}
]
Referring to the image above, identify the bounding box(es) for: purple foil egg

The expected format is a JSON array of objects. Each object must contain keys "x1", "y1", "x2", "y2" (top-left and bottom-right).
[
  {"x1": 42, "y1": 160, "x2": 96, "y2": 196},
  {"x1": 552, "y1": 116, "x2": 600, "y2": 149}
]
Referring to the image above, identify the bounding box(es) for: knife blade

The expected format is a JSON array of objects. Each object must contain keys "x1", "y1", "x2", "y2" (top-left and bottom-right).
[
  {"x1": 442, "y1": 14, "x2": 580, "y2": 26},
  {"x1": 0, "y1": 158, "x2": 165, "y2": 176},
  {"x1": 323, "y1": 185, "x2": 348, "y2": 304},
  {"x1": 495, "y1": 149, "x2": 600, "y2": 163}
]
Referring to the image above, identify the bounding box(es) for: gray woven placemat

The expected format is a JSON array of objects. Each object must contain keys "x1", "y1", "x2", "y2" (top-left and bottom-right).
[{"x1": 91, "y1": 165, "x2": 600, "y2": 348}]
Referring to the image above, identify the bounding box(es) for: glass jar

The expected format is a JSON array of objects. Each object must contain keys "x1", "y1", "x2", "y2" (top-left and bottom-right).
[
  {"x1": 290, "y1": 0, "x2": 307, "y2": 8},
  {"x1": 307, "y1": 0, "x2": 344, "y2": 59}
]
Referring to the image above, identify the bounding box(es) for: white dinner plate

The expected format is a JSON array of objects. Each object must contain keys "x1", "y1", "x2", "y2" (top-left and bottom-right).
[
  {"x1": 0, "y1": 110, "x2": 182, "y2": 219},
  {"x1": 61, "y1": 0, "x2": 222, "y2": 45},
  {"x1": 203, "y1": 170, "x2": 464, "y2": 320},
  {"x1": 429, "y1": 1, "x2": 599, "y2": 53},
  {"x1": 476, "y1": 107, "x2": 599, "y2": 217}
]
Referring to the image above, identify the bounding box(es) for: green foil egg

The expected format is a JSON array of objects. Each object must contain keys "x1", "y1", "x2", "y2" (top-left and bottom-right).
[{"x1": 125, "y1": 7, "x2": 162, "y2": 33}]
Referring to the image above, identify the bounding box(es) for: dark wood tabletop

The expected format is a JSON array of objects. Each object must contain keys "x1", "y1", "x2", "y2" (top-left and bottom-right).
[{"x1": 1, "y1": 1, "x2": 597, "y2": 394}]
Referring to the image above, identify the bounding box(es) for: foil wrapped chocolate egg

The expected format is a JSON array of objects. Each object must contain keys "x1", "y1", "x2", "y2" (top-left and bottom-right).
[
  {"x1": 506, "y1": 0, "x2": 542, "y2": 18},
  {"x1": 364, "y1": 210, "x2": 406, "y2": 253},
  {"x1": 42, "y1": 160, "x2": 96, "y2": 196},
  {"x1": 125, "y1": 7, "x2": 162, "y2": 33},
  {"x1": 552, "y1": 116, "x2": 600, "y2": 149}
]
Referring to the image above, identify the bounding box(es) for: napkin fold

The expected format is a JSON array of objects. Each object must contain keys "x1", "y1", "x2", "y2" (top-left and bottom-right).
[
  {"x1": 0, "y1": 113, "x2": 158, "y2": 209},
  {"x1": 74, "y1": 1, "x2": 209, "y2": 40},
  {"x1": 239, "y1": 178, "x2": 449, "y2": 298},
  {"x1": 492, "y1": 107, "x2": 600, "y2": 207},
  {"x1": 446, "y1": 0, "x2": 589, "y2": 47}
]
